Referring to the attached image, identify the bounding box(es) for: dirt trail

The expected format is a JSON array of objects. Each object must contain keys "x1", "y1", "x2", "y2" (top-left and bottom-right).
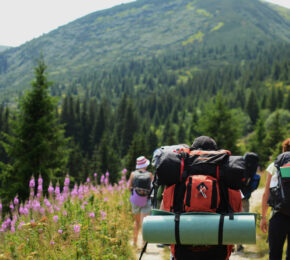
[{"x1": 135, "y1": 188, "x2": 265, "y2": 260}]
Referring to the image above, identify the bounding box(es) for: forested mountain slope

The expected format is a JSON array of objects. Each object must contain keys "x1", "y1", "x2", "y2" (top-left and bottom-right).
[{"x1": 0, "y1": 0, "x2": 289, "y2": 102}]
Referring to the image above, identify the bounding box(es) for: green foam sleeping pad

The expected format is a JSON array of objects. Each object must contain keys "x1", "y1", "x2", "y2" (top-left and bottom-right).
[{"x1": 143, "y1": 210, "x2": 256, "y2": 245}]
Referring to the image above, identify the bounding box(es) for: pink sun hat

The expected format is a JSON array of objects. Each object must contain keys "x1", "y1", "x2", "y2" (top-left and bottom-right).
[{"x1": 136, "y1": 156, "x2": 150, "y2": 169}]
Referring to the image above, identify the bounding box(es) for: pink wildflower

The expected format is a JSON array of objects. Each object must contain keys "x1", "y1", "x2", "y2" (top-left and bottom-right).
[
  {"x1": 64, "y1": 174, "x2": 70, "y2": 186},
  {"x1": 29, "y1": 177, "x2": 35, "y2": 188},
  {"x1": 86, "y1": 177, "x2": 90, "y2": 183},
  {"x1": 58, "y1": 229, "x2": 63, "y2": 234},
  {"x1": 104, "y1": 197, "x2": 108, "y2": 202},
  {"x1": 100, "y1": 175, "x2": 105, "y2": 184},
  {"x1": 50, "y1": 241, "x2": 55, "y2": 245},
  {"x1": 100, "y1": 210, "x2": 107, "y2": 220},
  {"x1": 74, "y1": 224, "x2": 80, "y2": 233},
  {"x1": 14, "y1": 196, "x2": 19, "y2": 205},
  {"x1": 48, "y1": 182, "x2": 54, "y2": 194},
  {"x1": 38, "y1": 175, "x2": 43, "y2": 185},
  {"x1": 89, "y1": 212, "x2": 95, "y2": 218},
  {"x1": 17, "y1": 221, "x2": 25, "y2": 230},
  {"x1": 53, "y1": 215, "x2": 58, "y2": 223},
  {"x1": 9, "y1": 203, "x2": 14, "y2": 210},
  {"x1": 122, "y1": 168, "x2": 128, "y2": 174}
]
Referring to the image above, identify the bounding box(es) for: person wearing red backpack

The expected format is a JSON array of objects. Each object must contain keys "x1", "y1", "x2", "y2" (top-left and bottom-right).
[
  {"x1": 160, "y1": 136, "x2": 242, "y2": 260},
  {"x1": 260, "y1": 138, "x2": 290, "y2": 260},
  {"x1": 128, "y1": 156, "x2": 154, "y2": 248}
]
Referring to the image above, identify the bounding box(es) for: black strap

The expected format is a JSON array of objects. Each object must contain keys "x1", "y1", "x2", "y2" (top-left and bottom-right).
[
  {"x1": 218, "y1": 214, "x2": 225, "y2": 245},
  {"x1": 185, "y1": 177, "x2": 192, "y2": 207},
  {"x1": 211, "y1": 180, "x2": 217, "y2": 209},
  {"x1": 175, "y1": 213, "x2": 181, "y2": 245},
  {"x1": 139, "y1": 242, "x2": 148, "y2": 260}
]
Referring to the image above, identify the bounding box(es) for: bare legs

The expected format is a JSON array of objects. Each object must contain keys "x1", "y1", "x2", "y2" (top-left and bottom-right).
[{"x1": 133, "y1": 212, "x2": 150, "y2": 246}]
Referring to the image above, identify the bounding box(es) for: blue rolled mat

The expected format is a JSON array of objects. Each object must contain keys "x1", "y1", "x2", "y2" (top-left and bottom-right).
[{"x1": 143, "y1": 211, "x2": 256, "y2": 245}]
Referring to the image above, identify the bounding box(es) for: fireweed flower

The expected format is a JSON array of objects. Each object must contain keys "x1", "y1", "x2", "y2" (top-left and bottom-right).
[
  {"x1": 86, "y1": 177, "x2": 90, "y2": 183},
  {"x1": 14, "y1": 196, "x2": 19, "y2": 205},
  {"x1": 104, "y1": 197, "x2": 108, "y2": 202},
  {"x1": 9, "y1": 203, "x2": 14, "y2": 210},
  {"x1": 29, "y1": 177, "x2": 35, "y2": 188},
  {"x1": 74, "y1": 224, "x2": 80, "y2": 233},
  {"x1": 17, "y1": 221, "x2": 25, "y2": 230},
  {"x1": 55, "y1": 185, "x2": 60, "y2": 196},
  {"x1": 100, "y1": 210, "x2": 107, "y2": 220},
  {"x1": 64, "y1": 175, "x2": 70, "y2": 186},
  {"x1": 53, "y1": 215, "x2": 58, "y2": 222},
  {"x1": 100, "y1": 175, "x2": 105, "y2": 184},
  {"x1": 89, "y1": 212, "x2": 95, "y2": 218},
  {"x1": 38, "y1": 175, "x2": 43, "y2": 185},
  {"x1": 48, "y1": 182, "x2": 54, "y2": 194}
]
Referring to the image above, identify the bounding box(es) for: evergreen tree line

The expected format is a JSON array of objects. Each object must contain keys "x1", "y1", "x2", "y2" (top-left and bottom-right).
[{"x1": 0, "y1": 43, "x2": 289, "y2": 210}]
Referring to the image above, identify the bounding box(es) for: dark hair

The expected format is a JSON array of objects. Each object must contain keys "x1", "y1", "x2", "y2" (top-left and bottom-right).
[{"x1": 191, "y1": 136, "x2": 217, "y2": 151}]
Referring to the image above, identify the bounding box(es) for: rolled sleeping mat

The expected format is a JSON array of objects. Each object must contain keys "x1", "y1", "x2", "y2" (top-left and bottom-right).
[{"x1": 143, "y1": 211, "x2": 256, "y2": 245}]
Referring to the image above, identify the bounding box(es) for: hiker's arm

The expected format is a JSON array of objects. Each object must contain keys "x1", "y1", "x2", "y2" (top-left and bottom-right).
[{"x1": 260, "y1": 172, "x2": 272, "y2": 233}]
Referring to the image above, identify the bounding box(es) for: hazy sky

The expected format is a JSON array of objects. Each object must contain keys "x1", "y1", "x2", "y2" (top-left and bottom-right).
[{"x1": 0, "y1": 0, "x2": 289, "y2": 47}]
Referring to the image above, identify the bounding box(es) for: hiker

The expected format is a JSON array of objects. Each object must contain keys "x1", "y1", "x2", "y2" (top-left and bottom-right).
[
  {"x1": 128, "y1": 156, "x2": 153, "y2": 247},
  {"x1": 159, "y1": 136, "x2": 241, "y2": 260},
  {"x1": 260, "y1": 138, "x2": 290, "y2": 260},
  {"x1": 237, "y1": 153, "x2": 260, "y2": 252}
]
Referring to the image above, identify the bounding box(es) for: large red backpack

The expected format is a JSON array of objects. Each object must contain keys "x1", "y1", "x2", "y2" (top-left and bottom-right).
[{"x1": 153, "y1": 147, "x2": 242, "y2": 260}]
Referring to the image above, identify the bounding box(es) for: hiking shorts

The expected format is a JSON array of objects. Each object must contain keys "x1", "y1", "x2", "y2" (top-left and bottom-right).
[{"x1": 131, "y1": 199, "x2": 151, "y2": 214}]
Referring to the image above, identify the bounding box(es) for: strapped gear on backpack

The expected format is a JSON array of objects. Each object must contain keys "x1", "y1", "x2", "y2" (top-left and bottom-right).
[
  {"x1": 268, "y1": 152, "x2": 290, "y2": 216},
  {"x1": 132, "y1": 170, "x2": 151, "y2": 196},
  {"x1": 150, "y1": 145, "x2": 244, "y2": 260}
]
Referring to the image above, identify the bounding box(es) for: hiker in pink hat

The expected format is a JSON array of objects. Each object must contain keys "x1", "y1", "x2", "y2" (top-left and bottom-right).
[{"x1": 128, "y1": 156, "x2": 153, "y2": 248}]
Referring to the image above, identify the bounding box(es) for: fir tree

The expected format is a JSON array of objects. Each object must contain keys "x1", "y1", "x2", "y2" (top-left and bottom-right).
[
  {"x1": 246, "y1": 90, "x2": 259, "y2": 125},
  {"x1": 0, "y1": 59, "x2": 69, "y2": 205},
  {"x1": 197, "y1": 94, "x2": 240, "y2": 153}
]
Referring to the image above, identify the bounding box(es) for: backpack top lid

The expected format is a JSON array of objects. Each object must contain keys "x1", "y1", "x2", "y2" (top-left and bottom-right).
[
  {"x1": 152, "y1": 144, "x2": 189, "y2": 168},
  {"x1": 275, "y1": 151, "x2": 290, "y2": 169}
]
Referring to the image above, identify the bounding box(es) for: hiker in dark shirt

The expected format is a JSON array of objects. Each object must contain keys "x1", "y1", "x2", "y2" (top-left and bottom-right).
[
  {"x1": 128, "y1": 156, "x2": 153, "y2": 248},
  {"x1": 260, "y1": 138, "x2": 290, "y2": 260}
]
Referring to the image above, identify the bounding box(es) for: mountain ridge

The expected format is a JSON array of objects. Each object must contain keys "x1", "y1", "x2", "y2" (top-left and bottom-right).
[{"x1": 0, "y1": 0, "x2": 289, "y2": 102}]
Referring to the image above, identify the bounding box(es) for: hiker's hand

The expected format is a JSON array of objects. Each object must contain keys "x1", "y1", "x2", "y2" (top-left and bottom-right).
[{"x1": 260, "y1": 217, "x2": 267, "y2": 233}]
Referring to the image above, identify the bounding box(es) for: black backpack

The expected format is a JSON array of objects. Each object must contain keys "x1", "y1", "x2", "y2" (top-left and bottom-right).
[
  {"x1": 132, "y1": 170, "x2": 151, "y2": 196},
  {"x1": 268, "y1": 152, "x2": 290, "y2": 215},
  {"x1": 240, "y1": 152, "x2": 259, "y2": 198}
]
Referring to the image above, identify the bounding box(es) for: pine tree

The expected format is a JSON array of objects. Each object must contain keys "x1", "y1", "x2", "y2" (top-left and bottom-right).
[
  {"x1": 197, "y1": 94, "x2": 240, "y2": 153},
  {"x1": 0, "y1": 59, "x2": 69, "y2": 204},
  {"x1": 265, "y1": 111, "x2": 285, "y2": 156},
  {"x1": 246, "y1": 90, "x2": 259, "y2": 125},
  {"x1": 248, "y1": 117, "x2": 268, "y2": 168}
]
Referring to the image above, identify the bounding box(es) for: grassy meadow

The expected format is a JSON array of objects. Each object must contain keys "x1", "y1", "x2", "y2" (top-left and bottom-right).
[{"x1": 0, "y1": 170, "x2": 135, "y2": 259}]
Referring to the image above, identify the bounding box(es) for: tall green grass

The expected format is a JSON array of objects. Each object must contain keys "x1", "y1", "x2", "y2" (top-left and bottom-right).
[{"x1": 0, "y1": 171, "x2": 135, "y2": 259}]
